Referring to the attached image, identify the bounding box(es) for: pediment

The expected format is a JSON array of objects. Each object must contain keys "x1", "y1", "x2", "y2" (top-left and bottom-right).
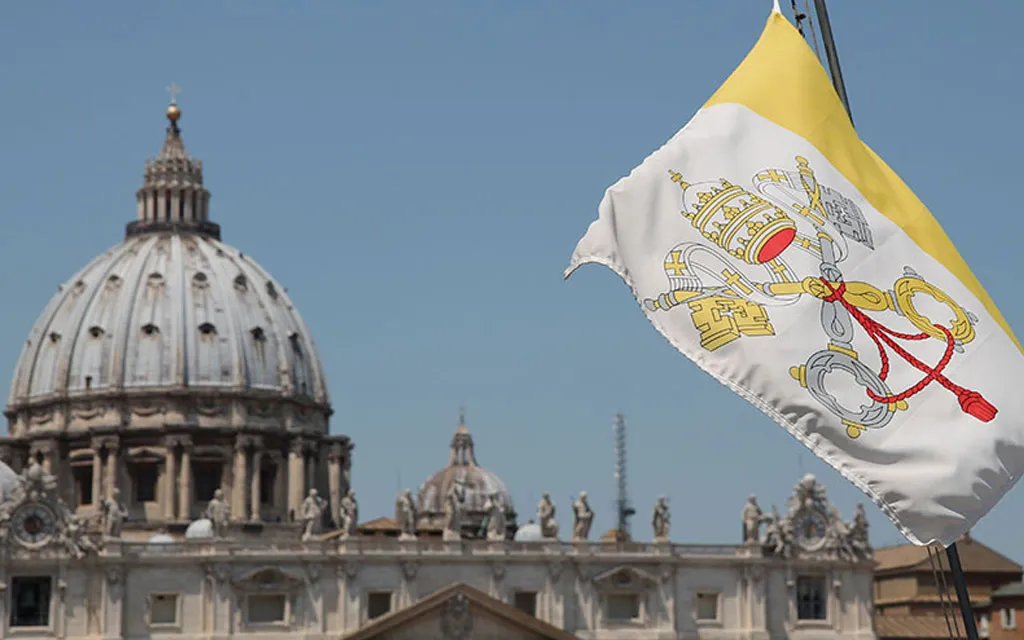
[
  {"x1": 230, "y1": 566, "x2": 304, "y2": 593},
  {"x1": 592, "y1": 566, "x2": 660, "y2": 592},
  {"x1": 341, "y1": 582, "x2": 577, "y2": 640}
]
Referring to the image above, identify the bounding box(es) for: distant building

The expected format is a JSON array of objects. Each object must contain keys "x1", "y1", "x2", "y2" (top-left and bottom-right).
[
  {"x1": 873, "y1": 534, "x2": 1022, "y2": 639},
  {"x1": 979, "y1": 581, "x2": 1024, "y2": 640},
  {"x1": 0, "y1": 100, "x2": 877, "y2": 639}
]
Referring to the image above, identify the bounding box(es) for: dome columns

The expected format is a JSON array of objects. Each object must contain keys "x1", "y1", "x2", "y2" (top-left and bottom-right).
[
  {"x1": 231, "y1": 435, "x2": 263, "y2": 523},
  {"x1": 326, "y1": 438, "x2": 353, "y2": 528}
]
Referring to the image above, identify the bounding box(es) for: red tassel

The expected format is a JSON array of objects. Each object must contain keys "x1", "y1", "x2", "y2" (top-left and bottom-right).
[{"x1": 959, "y1": 391, "x2": 997, "y2": 423}]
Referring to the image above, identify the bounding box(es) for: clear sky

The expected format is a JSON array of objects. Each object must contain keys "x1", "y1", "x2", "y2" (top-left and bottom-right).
[{"x1": 2, "y1": 1, "x2": 1023, "y2": 559}]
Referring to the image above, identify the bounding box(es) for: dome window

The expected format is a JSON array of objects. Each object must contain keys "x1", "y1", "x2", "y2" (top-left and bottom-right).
[
  {"x1": 193, "y1": 272, "x2": 208, "y2": 284},
  {"x1": 234, "y1": 275, "x2": 248, "y2": 292},
  {"x1": 250, "y1": 327, "x2": 266, "y2": 343},
  {"x1": 141, "y1": 323, "x2": 160, "y2": 337},
  {"x1": 198, "y1": 322, "x2": 217, "y2": 336},
  {"x1": 147, "y1": 272, "x2": 164, "y2": 284},
  {"x1": 265, "y1": 282, "x2": 278, "y2": 299},
  {"x1": 47, "y1": 332, "x2": 61, "y2": 344},
  {"x1": 88, "y1": 326, "x2": 105, "y2": 339}
]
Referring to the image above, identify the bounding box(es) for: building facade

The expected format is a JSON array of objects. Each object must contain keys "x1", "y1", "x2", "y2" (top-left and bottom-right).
[
  {"x1": 0, "y1": 101, "x2": 877, "y2": 639},
  {"x1": 873, "y1": 535, "x2": 1022, "y2": 640}
]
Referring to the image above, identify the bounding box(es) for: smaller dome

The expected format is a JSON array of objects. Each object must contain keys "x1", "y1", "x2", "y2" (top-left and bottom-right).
[
  {"x1": 513, "y1": 520, "x2": 543, "y2": 542},
  {"x1": 185, "y1": 518, "x2": 214, "y2": 539},
  {"x1": 416, "y1": 416, "x2": 516, "y2": 538}
]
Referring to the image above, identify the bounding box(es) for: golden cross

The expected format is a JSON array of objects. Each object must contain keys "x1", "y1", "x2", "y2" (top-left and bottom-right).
[
  {"x1": 167, "y1": 82, "x2": 182, "y2": 104},
  {"x1": 664, "y1": 251, "x2": 686, "y2": 276},
  {"x1": 721, "y1": 269, "x2": 753, "y2": 295}
]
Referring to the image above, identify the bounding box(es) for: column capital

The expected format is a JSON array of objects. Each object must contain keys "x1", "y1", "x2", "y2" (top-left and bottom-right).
[
  {"x1": 235, "y1": 434, "x2": 262, "y2": 452},
  {"x1": 91, "y1": 435, "x2": 120, "y2": 453},
  {"x1": 289, "y1": 438, "x2": 307, "y2": 455},
  {"x1": 165, "y1": 434, "x2": 193, "y2": 450}
]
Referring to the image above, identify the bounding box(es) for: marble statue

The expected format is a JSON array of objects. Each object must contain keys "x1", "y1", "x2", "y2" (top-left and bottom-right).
[
  {"x1": 537, "y1": 492, "x2": 559, "y2": 538},
  {"x1": 339, "y1": 489, "x2": 359, "y2": 538},
  {"x1": 395, "y1": 489, "x2": 418, "y2": 541},
  {"x1": 652, "y1": 496, "x2": 670, "y2": 542},
  {"x1": 101, "y1": 489, "x2": 127, "y2": 538},
  {"x1": 300, "y1": 489, "x2": 327, "y2": 541},
  {"x1": 762, "y1": 505, "x2": 792, "y2": 558},
  {"x1": 848, "y1": 503, "x2": 870, "y2": 557},
  {"x1": 204, "y1": 489, "x2": 230, "y2": 538},
  {"x1": 571, "y1": 491, "x2": 594, "y2": 542},
  {"x1": 484, "y1": 492, "x2": 506, "y2": 541},
  {"x1": 443, "y1": 482, "x2": 466, "y2": 542},
  {"x1": 741, "y1": 494, "x2": 768, "y2": 544}
]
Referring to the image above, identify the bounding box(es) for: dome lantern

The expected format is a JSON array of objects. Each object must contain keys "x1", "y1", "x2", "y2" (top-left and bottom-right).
[{"x1": 128, "y1": 90, "x2": 219, "y2": 240}]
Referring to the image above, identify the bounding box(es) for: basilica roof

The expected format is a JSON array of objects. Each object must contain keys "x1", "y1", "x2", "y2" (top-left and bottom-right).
[{"x1": 6, "y1": 102, "x2": 329, "y2": 414}]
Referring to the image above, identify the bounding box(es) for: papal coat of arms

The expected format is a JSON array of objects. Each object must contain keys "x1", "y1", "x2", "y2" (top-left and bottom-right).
[{"x1": 642, "y1": 157, "x2": 996, "y2": 439}]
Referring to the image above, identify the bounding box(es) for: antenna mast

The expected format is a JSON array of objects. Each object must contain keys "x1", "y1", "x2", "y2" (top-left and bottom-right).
[{"x1": 613, "y1": 413, "x2": 636, "y2": 540}]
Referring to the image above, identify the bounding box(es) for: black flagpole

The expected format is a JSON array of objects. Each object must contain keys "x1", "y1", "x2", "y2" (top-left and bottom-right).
[{"x1": 809, "y1": 2, "x2": 980, "y2": 639}]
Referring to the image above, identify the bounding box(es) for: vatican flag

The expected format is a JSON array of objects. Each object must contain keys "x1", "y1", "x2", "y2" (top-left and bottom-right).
[{"x1": 566, "y1": 6, "x2": 1024, "y2": 547}]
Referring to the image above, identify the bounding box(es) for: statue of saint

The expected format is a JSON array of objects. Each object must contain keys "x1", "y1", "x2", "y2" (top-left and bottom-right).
[
  {"x1": 204, "y1": 489, "x2": 230, "y2": 538},
  {"x1": 102, "y1": 488, "x2": 128, "y2": 538},
  {"x1": 339, "y1": 489, "x2": 359, "y2": 538},
  {"x1": 484, "y1": 492, "x2": 506, "y2": 541},
  {"x1": 300, "y1": 489, "x2": 327, "y2": 541},
  {"x1": 652, "y1": 496, "x2": 670, "y2": 542},
  {"x1": 443, "y1": 483, "x2": 466, "y2": 541},
  {"x1": 741, "y1": 494, "x2": 768, "y2": 544},
  {"x1": 395, "y1": 489, "x2": 418, "y2": 540},
  {"x1": 537, "y1": 492, "x2": 559, "y2": 539},
  {"x1": 572, "y1": 491, "x2": 594, "y2": 541}
]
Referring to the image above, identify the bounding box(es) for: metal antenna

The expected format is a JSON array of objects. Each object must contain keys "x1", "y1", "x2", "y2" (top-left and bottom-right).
[{"x1": 613, "y1": 414, "x2": 636, "y2": 540}]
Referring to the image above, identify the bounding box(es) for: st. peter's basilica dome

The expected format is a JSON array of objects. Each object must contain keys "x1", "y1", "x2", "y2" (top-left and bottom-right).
[
  {"x1": 6, "y1": 102, "x2": 329, "y2": 435},
  {"x1": 1, "y1": 101, "x2": 349, "y2": 532}
]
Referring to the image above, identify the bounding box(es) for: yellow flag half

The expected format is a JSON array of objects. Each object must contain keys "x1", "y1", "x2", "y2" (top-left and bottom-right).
[{"x1": 566, "y1": 7, "x2": 1023, "y2": 546}]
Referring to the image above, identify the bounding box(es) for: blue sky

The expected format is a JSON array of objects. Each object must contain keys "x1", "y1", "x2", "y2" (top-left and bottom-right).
[{"x1": 3, "y1": 1, "x2": 1024, "y2": 559}]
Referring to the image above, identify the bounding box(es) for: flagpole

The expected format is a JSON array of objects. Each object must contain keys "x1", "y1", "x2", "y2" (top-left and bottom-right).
[
  {"x1": 808, "y1": 3, "x2": 979, "y2": 639},
  {"x1": 811, "y1": 0, "x2": 853, "y2": 123}
]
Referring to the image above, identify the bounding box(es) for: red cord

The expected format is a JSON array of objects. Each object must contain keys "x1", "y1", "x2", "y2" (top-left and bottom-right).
[{"x1": 819, "y1": 278, "x2": 996, "y2": 422}]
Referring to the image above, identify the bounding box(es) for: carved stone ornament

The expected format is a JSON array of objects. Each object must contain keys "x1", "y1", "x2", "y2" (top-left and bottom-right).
[
  {"x1": 0, "y1": 459, "x2": 102, "y2": 559},
  {"x1": 131, "y1": 400, "x2": 167, "y2": 417},
  {"x1": 592, "y1": 566, "x2": 660, "y2": 595},
  {"x1": 658, "y1": 564, "x2": 674, "y2": 584},
  {"x1": 744, "y1": 564, "x2": 766, "y2": 585},
  {"x1": 230, "y1": 567, "x2": 305, "y2": 594},
  {"x1": 305, "y1": 563, "x2": 322, "y2": 582},
  {"x1": 546, "y1": 559, "x2": 567, "y2": 582},
  {"x1": 762, "y1": 474, "x2": 872, "y2": 563},
  {"x1": 439, "y1": 592, "x2": 474, "y2": 640},
  {"x1": 401, "y1": 561, "x2": 419, "y2": 580},
  {"x1": 341, "y1": 560, "x2": 360, "y2": 581},
  {"x1": 491, "y1": 563, "x2": 506, "y2": 581},
  {"x1": 105, "y1": 567, "x2": 124, "y2": 586},
  {"x1": 205, "y1": 563, "x2": 231, "y2": 584}
]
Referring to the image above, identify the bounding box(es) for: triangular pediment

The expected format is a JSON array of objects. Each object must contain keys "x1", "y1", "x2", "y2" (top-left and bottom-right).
[
  {"x1": 592, "y1": 565, "x2": 660, "y2": 592},
  {"x1": 341, "y1": 582, "x2": 577, "y2": 640},
  {"x1": 230, "y1": 566, "x2": 304, "y2": 593}
]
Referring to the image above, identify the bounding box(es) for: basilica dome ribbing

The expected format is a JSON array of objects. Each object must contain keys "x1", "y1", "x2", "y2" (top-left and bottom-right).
[{"x1": 6, "y1": 103, "x2": 330, "y2": 435}]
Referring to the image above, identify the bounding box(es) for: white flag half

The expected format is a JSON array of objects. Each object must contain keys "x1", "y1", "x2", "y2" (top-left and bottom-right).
[{"x1": 566, "y1": 8, "x2": 1024, "y2": 546}]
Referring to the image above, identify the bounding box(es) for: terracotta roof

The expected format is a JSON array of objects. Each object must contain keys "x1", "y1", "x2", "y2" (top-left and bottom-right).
[
  {"x1": 359, "y1": 516, "x2": 398, "y2": 531},
  {"x1": 874, "y1": 539, "x2": 1021, "y2": 575},
  {"x1": 875, "y1": 614, "x2": 960, "y2": 639},
  {"x1": 340, "y1": 582, "x2": 577, "y2": 640}
]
